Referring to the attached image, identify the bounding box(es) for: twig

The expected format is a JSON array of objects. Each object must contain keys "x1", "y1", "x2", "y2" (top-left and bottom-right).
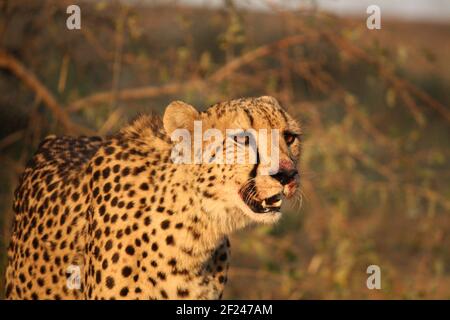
[
  {"x1": 81, "y1": 25, "x2": 151, "y2": 68},
  {"x1": 68, "y1": 80, "x2": 202, "y2": 112},
  {"x1": 270, "y1": 8, "x2": 449, "y2": 123},
  {"x1": 98, "y1": 107, "x2": 125, "y2": 135},
  {"x1": 0, "y1": 130, "x2": 24, "y2": 150},
  {"x1": 57, "y1": 53, "x2": 70, "y2": 94},
  {"x1": 0, "y1": 50, "x2": 91, "y2": 134},
  {"x1": 111, "y1": 5, "x2": 128, "y2": 110},
  {"x1": 322, "y1": 31, "x2": 450, "y2": 123},
  {"x1": 68, "y1": 34, "x2": 316, "y2": 112},
  {"x1": 210, "y1": 34, "x2": 314, "y2": 82}
]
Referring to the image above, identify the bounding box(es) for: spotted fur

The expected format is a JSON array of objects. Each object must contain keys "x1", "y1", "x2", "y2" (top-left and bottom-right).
[{"x1": 5, "y1": 96, "x2": 301, "y2": 299}]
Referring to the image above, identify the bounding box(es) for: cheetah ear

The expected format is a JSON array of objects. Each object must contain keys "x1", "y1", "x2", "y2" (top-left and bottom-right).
[{"x1": 163, "y1": 100, "x2": 199, "y2": 135}]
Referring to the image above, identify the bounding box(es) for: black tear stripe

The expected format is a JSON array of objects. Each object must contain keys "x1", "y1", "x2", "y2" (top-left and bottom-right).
[
  {"x1": 260, "y1": 104, "x2": 275, "y2": 128},
  {"x1": 243, "y1": 108, "x2": 255, "y2": 127},
  {"x1": 249, "y1": 146, "x2": 259, "y2": 179},
  {"x1": 279, "y1": 108, "x2": 289, "y2": 126}
]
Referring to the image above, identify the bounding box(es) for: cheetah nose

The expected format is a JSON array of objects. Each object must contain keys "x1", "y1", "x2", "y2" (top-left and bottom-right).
[{"x1": 270, "y1": 168, "x2": 298, "y2": 186}]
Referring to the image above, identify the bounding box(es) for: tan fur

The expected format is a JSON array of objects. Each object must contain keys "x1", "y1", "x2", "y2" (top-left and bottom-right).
[{"x1": 5, "y1": 96, "x2": 301, "y2": 299}]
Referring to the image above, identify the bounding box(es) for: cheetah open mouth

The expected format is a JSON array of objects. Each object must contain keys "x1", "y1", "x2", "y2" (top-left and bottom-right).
[{"x1": 241, "y1": 192, "x2": 283, "y2": 214}]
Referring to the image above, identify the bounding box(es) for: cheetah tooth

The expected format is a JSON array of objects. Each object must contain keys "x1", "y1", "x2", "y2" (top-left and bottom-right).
[
  {"x1": 261, "y1": 200, "x2": 267, "y2": 208},
  {"x1": 273, "y1": 199, "x2": 282, "y2": 207}
]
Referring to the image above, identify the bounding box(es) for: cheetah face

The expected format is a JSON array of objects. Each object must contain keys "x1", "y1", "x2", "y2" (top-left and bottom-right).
[{"x1": 163, "y1": 96, "x2": 301, "y2": 226}]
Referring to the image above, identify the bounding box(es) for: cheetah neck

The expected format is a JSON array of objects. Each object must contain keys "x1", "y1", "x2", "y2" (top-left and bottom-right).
[
  {"x1": 163, "y1": 168, "x2": 229, "y2": 269},
  {"x1": 119, "y1": 118, "x2": 235, "y2": 270}
]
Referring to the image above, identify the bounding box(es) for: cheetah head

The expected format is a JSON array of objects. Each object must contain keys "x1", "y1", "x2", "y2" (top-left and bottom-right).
[{"x1": 163, "y1": 96, "x2": 301, "y2": 228}]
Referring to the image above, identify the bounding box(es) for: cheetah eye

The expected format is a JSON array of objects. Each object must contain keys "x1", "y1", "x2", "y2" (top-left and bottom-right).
[
  {"x1": 284, "y1": 132, "x2": 298, "y2": 146},
  {"x1": 234, "y1": 135, "x2": 250, "y2": 146}
]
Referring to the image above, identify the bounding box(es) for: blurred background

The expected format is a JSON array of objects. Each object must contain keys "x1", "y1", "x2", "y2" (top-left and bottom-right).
[{"x1": 0, "y1": 0, "x2": 449, "y2": 299}]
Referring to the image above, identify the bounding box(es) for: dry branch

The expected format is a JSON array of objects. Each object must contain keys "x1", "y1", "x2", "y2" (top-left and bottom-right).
[
  {"x1": 68, "y1": 81, "x2": 202, "y2": 112},
  {"x1": 68, "y1": 34, "x2": 316, "y2": 112},
  {"x1": 270, "y1": 8, "x2": 449, "y2": 123},
  {"x1": 0, "y1": 130, "x2": 24, "y2": 150},
  {"x1": 322, "y1": 32, "x2": 450, "y2": 123},
  {"x1": 210, "y1": 34, "x2": 314, "y2": 82},
  {"x1": 0, "y1": 50, "x2": 92, "y2": 134}
]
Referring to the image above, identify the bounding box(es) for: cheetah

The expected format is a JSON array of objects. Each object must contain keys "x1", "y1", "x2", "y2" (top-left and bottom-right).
[{"x1": 5, "y1": 96, "x2": 302, "y2": 299}]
